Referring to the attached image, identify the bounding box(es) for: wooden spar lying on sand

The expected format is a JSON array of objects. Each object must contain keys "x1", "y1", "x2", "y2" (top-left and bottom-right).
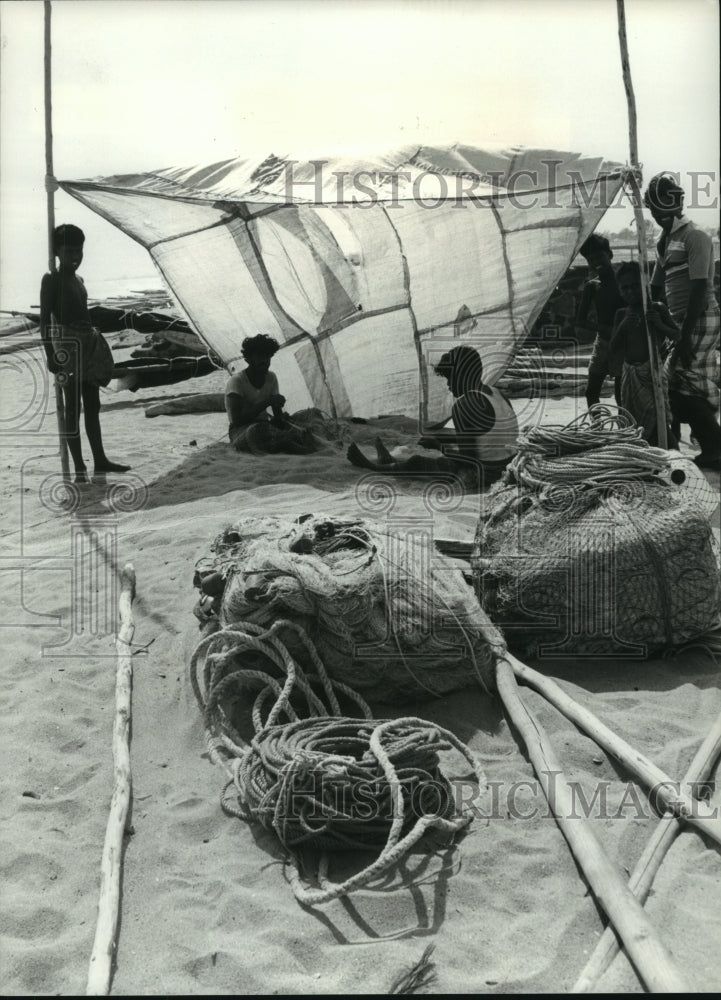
[
  {"x1": 508, "y1": 655, "x2": 721, "y2": 847},
  {"x1": 495, "y1": 658, "x2": 688, "y2": 993},
  {"x1": 574, "y1": 706, "x2": 721, "y2": 991},
  {"x1": 87, "y1": 565, "x2": 136, "y2": 996}
]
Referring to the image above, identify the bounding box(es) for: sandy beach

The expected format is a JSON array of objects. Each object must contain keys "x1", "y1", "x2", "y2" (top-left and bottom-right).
[{"x1": 1, "y1": 333, "x2": 720, "y2": 995}]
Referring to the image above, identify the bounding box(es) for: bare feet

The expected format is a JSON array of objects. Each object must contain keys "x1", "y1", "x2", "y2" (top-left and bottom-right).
[
  {"x1": 94, "y1": 460, "x2": 131, "y2": 474},
  {"x1": 374, "y1": 436, "x2": 394, "y2": 465},
  {"x1": 347, "y1": 443, "x2": 375, "y2": 469}
]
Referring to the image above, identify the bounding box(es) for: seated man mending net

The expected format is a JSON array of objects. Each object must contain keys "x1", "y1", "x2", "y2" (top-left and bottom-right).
[
  {"x1": 225, "y1": 334, "x2": 319, "y2": 455},
  {"x1": 348, "y1": 345, "x2": 519, "y2": 489}
]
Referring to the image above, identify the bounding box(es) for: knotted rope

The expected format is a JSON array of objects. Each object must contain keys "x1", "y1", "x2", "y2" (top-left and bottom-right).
[{"x1": 191, "y1": 618, "x2": 485, "y2": 905}]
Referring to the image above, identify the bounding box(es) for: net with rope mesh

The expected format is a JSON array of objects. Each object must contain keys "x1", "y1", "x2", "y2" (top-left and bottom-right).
[
  {"x1": 193, "y1": 512, "x2": 505, "y2": 701},
  {"x1": 471, "y1": 409, "x2": 721, "y2": 658}
]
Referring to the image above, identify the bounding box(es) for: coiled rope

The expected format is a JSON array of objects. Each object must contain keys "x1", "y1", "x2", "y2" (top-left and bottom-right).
[
  {"x1": 191, "y1": 618, "x2": 485, "y2": 905},
  {"x1": 507, "y1": 405, "x2": 671, "y2": 494}
]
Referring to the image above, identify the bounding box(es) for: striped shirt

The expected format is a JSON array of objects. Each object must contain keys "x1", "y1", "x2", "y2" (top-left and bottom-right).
[
  {"x1": 652, "y1": 217, "x2": 719, "y2": 406},
  {"x1": 651, "y1": 216, "x2": 716, "y2": 319},
  {"x1": 452, "y1": 387, "x2": 518, "y2": 462}
]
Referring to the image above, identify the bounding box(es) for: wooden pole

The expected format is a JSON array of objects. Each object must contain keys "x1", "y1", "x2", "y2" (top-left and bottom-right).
[
  {"x1": 574, "y1": 707, "x2": 721, "y2": 991},
  {"x1": 509, "y1": 655, "x2": 721, "y2": 847},
  {"x1": 616, "y1": 0, "x2": 668, "y2": 448},
  {"x1": 87, "y1": 565, "x2": 136, "y2": 996},
  {"x1": 44, "y1": 0, "x2": 70, "y2": 482},
  {"x1": 496, "y1": 659, "x2": 688, "y2": 993}
]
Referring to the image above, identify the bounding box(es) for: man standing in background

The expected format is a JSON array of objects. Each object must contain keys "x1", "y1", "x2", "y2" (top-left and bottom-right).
[
  {"x1": 576, "y1": 235, "x2": 625, "y2": 410},
  {"x1": 645, "y1": 173, "x2": 721, "y2": 471}
]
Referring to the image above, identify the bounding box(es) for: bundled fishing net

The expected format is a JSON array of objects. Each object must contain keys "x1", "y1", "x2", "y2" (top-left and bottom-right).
[
  {"x1": 193, "y1": 512, "x2": 506, "y2": 701},
  {"x1": 472, "y1": 408, "x2": 721, "y2": 657},
  {"x1": 190, "y1": 618, "x2": 485, "y2": 905}
]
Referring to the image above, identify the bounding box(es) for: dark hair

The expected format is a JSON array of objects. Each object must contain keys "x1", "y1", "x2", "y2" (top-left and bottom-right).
[
  {"x1": 644, "y1": 173, "x2": 684, "y2": 212},
  {"x1": 616, "y1": 261, "x2": 641, "y2": 282},
  {"x1": 434, "y1": 345, "x2": 484, "y2": 388},
  {"x1": 53, "y1": 224, "x2": 85, "y2": 252},
  {"x1": 241, "y1": 334, "x2": 280, "y2": 361},
  {"x1": 579, "y1": 234, "x2": 613, "y2": 260}
]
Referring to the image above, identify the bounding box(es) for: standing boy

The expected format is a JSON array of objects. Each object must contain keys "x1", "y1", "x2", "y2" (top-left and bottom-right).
[
  {"x1": 40, "y1": 224, "x2": 130, "y2": 482},
  {"x1": 576, "y1": 234, "x2": 625, "y2": 409}
]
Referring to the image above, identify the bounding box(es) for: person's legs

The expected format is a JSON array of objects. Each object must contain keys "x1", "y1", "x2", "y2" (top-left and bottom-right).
[
  {"x1": 670, "y1": 391, "x2": 721, "y2": 465},
  {"x1": 347, "y1": 442, "x2": 457, "y2": 475},
  {"x1": 82, "y1": 382, "x2": 103, "y2": 465},
  {"x1": 375, "y1": 437, "x2": 394, "y2": 464},
  {"x1": 82, "y1": 382, "x2": 130, "y2": 473},
  {"x1": 586, "y1": 336, "x2": 610, "y2": 410},
  {"x1": 585, "y1": 369, "x2": 606, "y2": 409},
  {"x1": 348, "y1": 442, "x2": 383, "y2": 470},
  {"x1": 61, "y1": 376, "x2": 87, "y2": 480}
]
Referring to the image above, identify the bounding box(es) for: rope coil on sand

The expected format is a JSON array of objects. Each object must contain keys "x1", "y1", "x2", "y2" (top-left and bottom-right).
[{"x1": 191, "y1": 618, "x2": 485, "y2": 905}]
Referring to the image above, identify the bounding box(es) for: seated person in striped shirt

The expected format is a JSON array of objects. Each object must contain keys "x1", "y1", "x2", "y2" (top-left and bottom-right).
[
  {"x1": 348, "y1": 345, "x2": 519, "y2": 490},
  {"x1": 225, "y1": 334, "x2": 317, "y2": 454}
]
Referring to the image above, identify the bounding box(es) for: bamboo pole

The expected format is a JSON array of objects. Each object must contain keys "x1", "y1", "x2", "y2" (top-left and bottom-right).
[
  {"x1": 574, "y1": 707, "x2": 721, "y2": 991},
  {"x1": 87, "y1": 565, "x2": 136, "y2": 996},
  {"x1": 509, "y1": 655, "x2": 721, "y2": 847},
  {"x1": 44, "y1": 0, "x2": 70, "y2": 482},
  {"x1": 616, "y1": 0, "x2": 668, "y2": 448},
  {"x1": 496, "y1": 659, "x2": 687, "y2": 993}
]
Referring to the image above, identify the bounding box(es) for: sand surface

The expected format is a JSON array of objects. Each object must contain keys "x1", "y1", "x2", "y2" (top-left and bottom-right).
[{"x1": 1, "y1": 338, "x2": 720, "y2": 995}]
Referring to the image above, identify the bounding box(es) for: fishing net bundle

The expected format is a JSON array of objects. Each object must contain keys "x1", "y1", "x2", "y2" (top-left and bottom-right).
[
  {"x1": 189, "y1": 513, "x2": 500, "y2": 901},
  {"x1": 193, "y1": 512, "x2": 506, "y2": 701},
  {"x1": 190, "y1": 618, "x2": 486, "y2": 905},
  {"x1": 472, "y1": 408, "x2": 721, "y2": 658}
]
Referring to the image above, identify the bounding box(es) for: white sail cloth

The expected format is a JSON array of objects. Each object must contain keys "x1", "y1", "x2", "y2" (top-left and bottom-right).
[{"x1": 60, "y1": 144, "x2": 627, "y2": 422}]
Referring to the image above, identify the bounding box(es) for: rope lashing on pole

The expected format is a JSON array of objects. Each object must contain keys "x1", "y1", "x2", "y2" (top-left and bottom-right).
[{"x1": 190, "y1": 618, "x2": 486, "y2": 906}]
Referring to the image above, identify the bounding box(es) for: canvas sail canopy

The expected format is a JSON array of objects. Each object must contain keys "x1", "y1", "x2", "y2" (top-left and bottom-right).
[{"x1": 60, "y1": 144, "x2": 627, "y2": 422}]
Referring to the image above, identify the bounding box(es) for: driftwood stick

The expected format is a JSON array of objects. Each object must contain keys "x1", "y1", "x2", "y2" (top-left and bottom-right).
[
  {"x1": 86, "y1": 564, "x2": 136, "y2": 996},
  {"x1": 496, "y1": 658, "x2": 687, "y2": 993},
  {"x1": 573, "y1": 707, "x2": 721, "y2": 992},
  {"x1": 508, "y1": 655, "x2": 721, "y2": 846}
]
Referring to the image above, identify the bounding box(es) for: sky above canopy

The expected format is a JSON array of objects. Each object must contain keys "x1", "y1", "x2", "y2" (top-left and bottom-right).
[{"x1": 0, "y1": 0, "x2": 718, "y2": 310}]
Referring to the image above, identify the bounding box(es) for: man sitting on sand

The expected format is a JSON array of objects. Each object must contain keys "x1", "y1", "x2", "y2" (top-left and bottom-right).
[
  {"x1": 225, "y1": 334, "x2": 317, "y2": 454},
  {"x1": 348, "y1": 345, "x2": 519, "y2": 489},
  {"x1": 610, "y1": 261, "x2": 680, "y2": 446}
]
